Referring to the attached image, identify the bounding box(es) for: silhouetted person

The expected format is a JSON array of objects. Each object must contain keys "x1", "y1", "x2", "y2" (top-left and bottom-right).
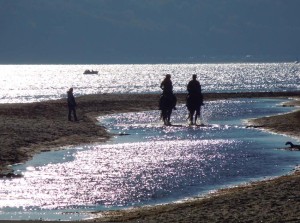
[
  {"x1": 187, "y1": 74, "x2": 204, "y2": 104},
  {"x1": 67, "y1": 88, "x2": 78, "y2": 121},
  {"x1": 159, "y1": 74, "x2": 177, "y2": 125},
  {"x1": 187, "y1": 74, "x2": 202, "y2": 95},
  {"x1": 186, "y1": 74, "x2": 204, "y2": 125},
  {"x1": 160, "y1": 74, "x2": 177, "y2": 108},
  {"x1": 160, "y1": 74, "x2": 173, "y2": 95}
]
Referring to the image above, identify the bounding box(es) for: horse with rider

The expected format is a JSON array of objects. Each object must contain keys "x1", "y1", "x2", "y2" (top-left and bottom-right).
[
  {"x1": 159, "y1": 74, "x2": 204, "y2": 126},
  {"x1": 159, "y1": 74, "x2": 177, "y2": 125},
  {"x1": 186, "y1": 74, "x2": 204, "y2": 125}
]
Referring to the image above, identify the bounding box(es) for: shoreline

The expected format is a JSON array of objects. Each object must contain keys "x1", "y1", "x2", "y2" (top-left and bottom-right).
[
  {"x1": 2, "y1": 90, "x2": 298, "y2": 176},
  {"x1": 91, "y1": 170, "x2": 300, "y2": 223},
  {"x1": 0, "y1": 91, "x2": 300, "y2": 222}
]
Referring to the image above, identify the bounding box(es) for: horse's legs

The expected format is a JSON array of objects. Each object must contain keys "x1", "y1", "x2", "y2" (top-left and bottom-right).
[
  {"x1": 162, "y1": 110, "x2": 167, "y2": 125},
  {"x1": 194, "y1": 113, "x2": 198, "y2": 124},
  {"x1": 167, "y1": 109, "x2": 172, "y2": 125},
  {"x1": 188, "y1": 114, "x2": 190, "y2": 124},
  {"x1": 189, "y1": 110, "x2": 195, "y2": 125},
  {"x1": 161, "y1": 110, "x2": 165, "y2": 123},
  {"x1": 195, "y1": 106, "x2": 201, "y2": 125},
  {"x1": 165, "y1": 113, "x2": 169, "y2": 125},
  {"x1": 161, "y1": 110, "x2": 170, "y2": 125}
]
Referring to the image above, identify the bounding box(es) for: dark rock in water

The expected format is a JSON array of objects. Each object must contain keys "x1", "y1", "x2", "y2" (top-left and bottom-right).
[
  {"x1": 118, "y1": 133, "x2": 130, "y2": 136},
  {"x1": 246, "y1": 125, "x2": 265, "y2": 128}
]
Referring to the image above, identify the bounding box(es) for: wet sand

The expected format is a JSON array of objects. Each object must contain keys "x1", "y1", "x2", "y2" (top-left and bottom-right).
[{"x1": 0, "y1": 91, "x2": 300, "y2": 222}]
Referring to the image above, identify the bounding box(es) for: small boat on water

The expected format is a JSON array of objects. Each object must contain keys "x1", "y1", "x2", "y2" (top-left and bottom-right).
[{"x1": 83, "y1": 69, "x2": 98, "y2": 74}]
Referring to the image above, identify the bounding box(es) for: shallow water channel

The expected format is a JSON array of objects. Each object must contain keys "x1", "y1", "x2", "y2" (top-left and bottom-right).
[{"x1": 0, "y1": 98, "x2": 300, "y2": 221}]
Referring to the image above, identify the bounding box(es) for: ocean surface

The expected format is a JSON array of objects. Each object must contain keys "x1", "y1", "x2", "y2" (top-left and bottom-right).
[
  {"x1": 0, "y1": 63, "x2": 300, "y2": 221},
  {"x1": 0, "y1": 62, "x2": 299, "y2": 103}
]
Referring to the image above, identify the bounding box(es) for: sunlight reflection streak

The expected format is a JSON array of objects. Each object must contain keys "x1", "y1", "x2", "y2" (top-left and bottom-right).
[{"x1": 0, "y1": 139, "x2": 234, "y2": 209}]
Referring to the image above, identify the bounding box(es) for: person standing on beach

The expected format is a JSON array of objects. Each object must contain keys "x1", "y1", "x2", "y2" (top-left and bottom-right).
[{"x1": 67, "y1": 88, "x2": 78, "y2": 121}]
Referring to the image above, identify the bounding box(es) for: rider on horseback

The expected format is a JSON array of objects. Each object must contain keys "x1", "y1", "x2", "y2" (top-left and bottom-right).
[
  {"x1": 160, "y1": 74, "x2": 173, "y2": 95},
  {"x1": 159, "y1": 74, "x2": 177, "y2": 125},
  {"x1": 187, "y1": 74, "x2": 202, "y2": 96},
  {"x1": 187, "y1": 74, "x2": 204, "y2": 125}
]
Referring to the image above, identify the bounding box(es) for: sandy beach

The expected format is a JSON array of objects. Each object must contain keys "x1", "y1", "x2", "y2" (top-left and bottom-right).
[{"x1": 0, "y1": 91, "x2": 300, "y2": 222}]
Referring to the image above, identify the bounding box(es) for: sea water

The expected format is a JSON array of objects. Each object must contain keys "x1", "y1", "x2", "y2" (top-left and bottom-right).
[
  {"x1": 0, "y1": 98, "x2": 300, "y2": 221},
  {"x1": 0, "y1": 63, "x2": 299, "y2": 220},
  {"x1": 0, "y1": 62, "x2": 299, "y2": 103}
]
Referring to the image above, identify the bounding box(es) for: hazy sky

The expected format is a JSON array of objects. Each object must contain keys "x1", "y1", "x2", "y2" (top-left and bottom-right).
[{"x1": 1, "y1": 0, "x2": 300, "y2": 63}]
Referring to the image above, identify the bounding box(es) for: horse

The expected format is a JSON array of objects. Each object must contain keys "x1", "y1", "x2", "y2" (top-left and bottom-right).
[
  {"x1": 159, "y1": 93, "x2": 177, "y2": 125},
  {"x1": 186, "y1": 93, "x2": 203, "y2": 125}
]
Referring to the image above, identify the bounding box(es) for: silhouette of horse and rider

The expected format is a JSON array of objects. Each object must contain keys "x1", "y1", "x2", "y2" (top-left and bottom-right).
[
  {"x1": 159, "y1": 74, "x2": 177, "y2": 125},
  {"x1": 186, "y1": 74, "x2": 204, "y2": 125},
  {"x1": 159, "y1": 74, "x2": 204, "y2": 126},
  {"x1": 67, "y1": 74, "x2": 203, "y2": 126}
]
